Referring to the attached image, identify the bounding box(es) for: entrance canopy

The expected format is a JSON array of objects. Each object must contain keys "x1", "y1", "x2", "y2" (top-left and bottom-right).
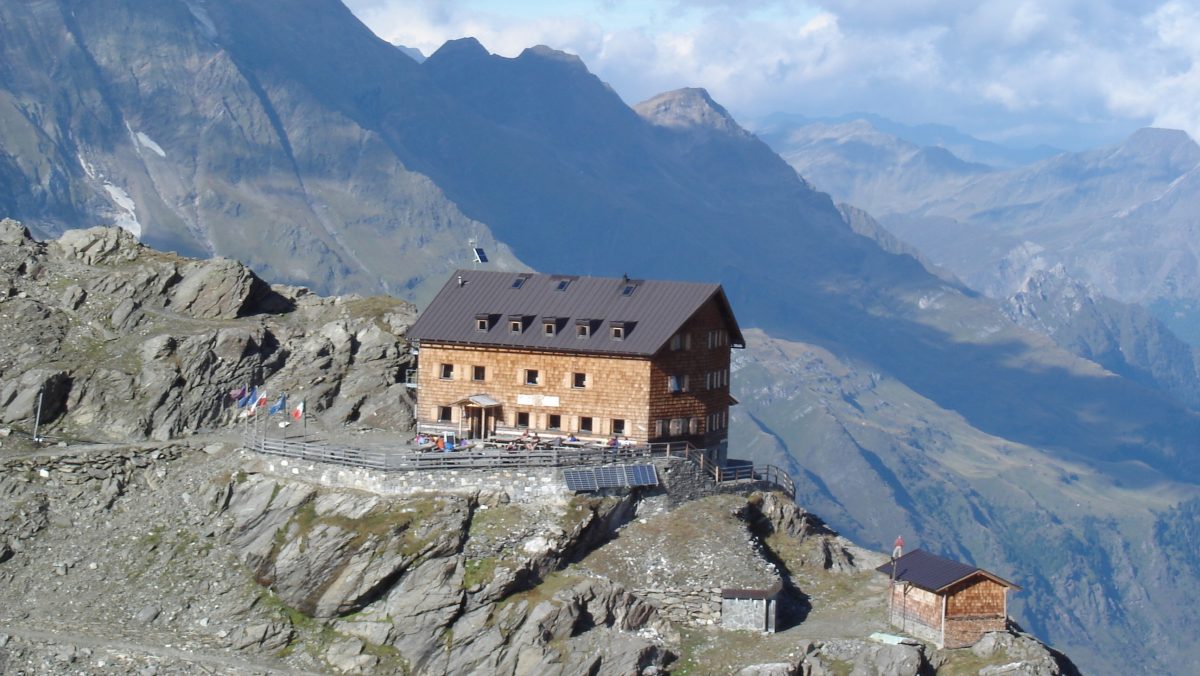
[{"x1": 452, "y1": 394, "x2": 502, "y2": 408}]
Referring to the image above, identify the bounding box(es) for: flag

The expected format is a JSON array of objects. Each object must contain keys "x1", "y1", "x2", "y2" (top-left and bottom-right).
[
  {"x1": 249, "y1": 390, "x2": 268, "y2": 413},
  {"x1": 269, "y1": 394, "x2": 287, "y2": 416},
  {"x1": 238, "y1": 387, "x2": 257, "y2": 409},
  {"x1": 291, "y1": 400, "x2": 305, "y2": 421},
  {"x1": 228, "y1": 385, "x2": 246, "y2": 402}
]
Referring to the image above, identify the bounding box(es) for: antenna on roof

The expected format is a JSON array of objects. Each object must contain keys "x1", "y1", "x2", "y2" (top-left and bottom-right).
[{"x1": 468, "y1": 238, "x2": 488, "y2": 269}]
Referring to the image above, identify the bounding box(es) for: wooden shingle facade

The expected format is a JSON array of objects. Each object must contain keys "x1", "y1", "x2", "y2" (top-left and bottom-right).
[
  {"x1": 407, "y1": 270, "x2": 744, "y2": 459},
  {"x1": 876, "y1": 549, "x2": 1020, "y2": 649}
]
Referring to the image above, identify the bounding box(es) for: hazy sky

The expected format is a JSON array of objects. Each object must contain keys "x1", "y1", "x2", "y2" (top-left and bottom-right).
[{"x1": 344, "y1": 0, "x2": 1200, "y2": 151}]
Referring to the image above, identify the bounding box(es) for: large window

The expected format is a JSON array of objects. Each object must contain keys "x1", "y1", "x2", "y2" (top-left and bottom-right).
[
  {"x1": 612, "y1": 419, "x2": 626, "y2": 435},
  {"x1": 439, "y1": 363, "x2": 454, "y2": 380},
  {"x1": 472, "y1": 365, "x2": 486, "y2": 381},
  {"x1": 548, "y1": 414, "x2": 562, "y2": 430},
  {"x1": 524, "y1": 369, "x2": 540, "y2": 386},
  {"x1": 516, "y1": 411, "x2": 530, "y2": 428},
  {"x1": 437, "y1": 406, "x2": 452, "y2": 422},
  {"x1": 580, "y1": 416, "x2": 594, "y2": 433}
]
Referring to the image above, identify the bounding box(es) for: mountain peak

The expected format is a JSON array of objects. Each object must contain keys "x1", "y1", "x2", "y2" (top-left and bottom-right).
[
  {"x1": 1110, "y1": 127, "x2": 1200, "y2": 166},
  {"x1": 518, "y1": 44, "x2": 587, "y2": 69},
  {"x1": 427, "y1": 37, "x2": 490, "y2": 63},
  {"x1": 633, "y1": 87, "x2": 751, "y2": 138}
]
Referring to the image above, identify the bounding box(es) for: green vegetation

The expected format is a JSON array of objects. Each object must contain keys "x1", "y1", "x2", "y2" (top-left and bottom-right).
[{"x1": 463, "y1": 557, "x2": 499, "y2": 589}]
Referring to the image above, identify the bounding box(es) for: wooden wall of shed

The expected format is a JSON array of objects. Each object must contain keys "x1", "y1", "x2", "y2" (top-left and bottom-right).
[
  {"x1": 416, "y1": 343, "x2": 653, "y2": 439},
  {"x1": 945, "y1": 576, "x2": 1007, "y2": 618},
  {"x1": 888, "y1": 583, "x2": 943, "y2": 633}
]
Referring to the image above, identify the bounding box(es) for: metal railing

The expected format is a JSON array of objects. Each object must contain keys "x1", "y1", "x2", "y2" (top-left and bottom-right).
[{"x1": 245, "y1": 435, "x2": 795, "y2": 498}]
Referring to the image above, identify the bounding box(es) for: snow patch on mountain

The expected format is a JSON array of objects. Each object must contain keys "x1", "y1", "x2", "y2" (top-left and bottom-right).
[{"x1": 102, "y1": 183, "x2": 142, "y2": 238}]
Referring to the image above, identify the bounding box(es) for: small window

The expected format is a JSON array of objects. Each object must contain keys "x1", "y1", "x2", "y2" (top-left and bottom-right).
[
  {"x1": 555, "y1": 279, "x2": 570, "y2": 291},
  {"x1": 509, "y1": 320, "x2": 522, "y2": 333},
  {"x1": 671, "y1": 333, "x2": 690, "y2": 351},
  {"x1": 669, "y1": 418, "x2": 685, "y2": 436},
  {"x1": 439, "y1": 363, "x2": 454, "y2": 380},
  {"x1": 653, "y1": 420, "x2": 664, "y2": 438},
  {"x1": 512, "y1": 277, "x2": 527, "y2": 289},
  {"x1": 548, "y1": 414, "x2": 562, "y2": 430},
  {"x1": 572, "y1": 372, "x2": 587, "y2": 389},
  {"x1": 472, "y1": 365, "x2": 486, "y2": 381},
  {"x1": 689, "y1": 417, "x2": 700, "y2": 435},
  {"x1": 516, "y1": 411, "x2": 530, "y2": 427},
  {"x1": 476, "y1": 318, "x2": 488, "y2": 331},
  {"x1": 543, "y1": 321, "x2": 556, "y2": 336},
  {"x1": 611, "y1": 326, "x2": 624, "y2": 340},
  {"x1": 524, "y1": 369, "x2": 540, "y2": 386},
  {"x1": 668, "y1": 374, "x2": 688, "y2": 393},
  {"x1": 580, "y1": 416, "x2": 594, "y2": 433},
  {"x1": 612, "y1": 419, "x2": 625, "y2": 435},
  {"x1": 576, "y1": 324, "x2": 590, "y2": 338},
  {"x1": 437, "y1": 406, "x2": 452, "y2": 422}
]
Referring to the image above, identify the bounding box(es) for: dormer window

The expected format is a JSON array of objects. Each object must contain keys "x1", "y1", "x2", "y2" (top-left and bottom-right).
[
  {"x1": 575, "y1": 319, "x2": 591, "y2": 338},
  {"x1": 610, "y1": 320, "x2": 627, "y2": 341},
  {"x1": 508, "y1": 314, "x2": 524, "y2": 334},
  {"x1": 543, "y1": 317, "x2": 558, "y2": 336},
  {"x1": 475, "y1": 313, "x2": 490, "y2": 332}
]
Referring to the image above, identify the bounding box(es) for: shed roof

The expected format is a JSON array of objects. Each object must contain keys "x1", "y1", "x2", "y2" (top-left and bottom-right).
[
  {"x1": 408, "y1": 270, "x2": 744, "y2": 357},
  {"x1": 875, "y1": 549, "x2": 1020, "y2": 593}
]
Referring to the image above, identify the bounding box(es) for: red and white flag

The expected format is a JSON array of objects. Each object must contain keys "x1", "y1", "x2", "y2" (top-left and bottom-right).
[
  {"x1": 249, "y1": 390, "x2": 268, "y2": 413},
  {"x1": 291, "y1": 400, "x2": 304, "y2": 421}
]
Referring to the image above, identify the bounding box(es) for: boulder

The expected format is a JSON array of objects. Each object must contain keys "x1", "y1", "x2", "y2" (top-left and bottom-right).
[
  {"x1": 168, "y1": 258, "x2": 264, "y2": 319},
  {"x1": 54, "y1": 226, "x2": 140, "y2": 265},
  {"x1": 0, "y1": 218, "x2": 32, "y2": 246}
]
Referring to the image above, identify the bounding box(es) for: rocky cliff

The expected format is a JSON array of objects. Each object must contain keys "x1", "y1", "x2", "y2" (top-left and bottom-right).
[
  {"x1": 0, "y1": 220, "x2": 416, "y2": 443},
  {"x1": 0, "y1": 439, "x2": 1077, "y2": 675}
]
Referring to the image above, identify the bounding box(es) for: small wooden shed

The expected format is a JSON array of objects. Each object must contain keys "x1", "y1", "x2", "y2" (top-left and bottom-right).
[{"x1": 876, "y1": 549, "x2": 1020, "y2": 649}]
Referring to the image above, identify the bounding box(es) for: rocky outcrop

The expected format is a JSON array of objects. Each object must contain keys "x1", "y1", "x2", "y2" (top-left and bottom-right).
[
  {"x1": 746, "y1": 491, "x2": 864, "y2": 572},
  {"x1": 0, "y1": 224, "x2": 417, "y2": 441},
  {"x1": 219, "y1": 472, "x2": 673, "y2": 675}
]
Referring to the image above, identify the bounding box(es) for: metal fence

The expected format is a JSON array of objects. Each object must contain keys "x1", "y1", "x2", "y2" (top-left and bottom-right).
[{"x1": 245, "y1": 435, "x2": 795, "y2": 498}]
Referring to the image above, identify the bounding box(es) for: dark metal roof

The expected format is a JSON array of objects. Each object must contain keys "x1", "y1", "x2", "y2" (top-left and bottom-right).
[
  {"x1": 408, "y1": 270, "x2": 745, "y2": 356},
  {"x1": 875, "y1": 549, "x2": 1020, "y2": 593},
  {"x1": 721, "y1": 581, "x2": 783, "y2": 600}
]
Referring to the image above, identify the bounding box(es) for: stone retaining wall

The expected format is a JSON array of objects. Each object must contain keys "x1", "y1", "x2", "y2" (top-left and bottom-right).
[
  {"x1": 635, "y1": 586, "x2": 722, "y2": 626},
  {"x1": 244, "y1": 450, "x2": 568, "y2": 503},
  {"x1": 2, "y1": 445, "x2": 186, "y2": 492}
]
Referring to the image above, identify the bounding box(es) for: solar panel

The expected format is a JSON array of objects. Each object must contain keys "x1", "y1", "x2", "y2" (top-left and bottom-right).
[
  {"x1": 595, "y1": 466, "x2": 626, "y2": 488},
  {"x1": 563, "y1": 469, "x2": 598, "y2": 492},
  {"x1": 473, "y1": 247, "x2": 489, "y2": 263},
  {"x1": 626, "y1": 464, "x2": 658, "y2": 487}
]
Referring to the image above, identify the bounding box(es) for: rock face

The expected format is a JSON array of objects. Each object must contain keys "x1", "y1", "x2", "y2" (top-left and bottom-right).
[
  {"x1": 0, "y1": 224, "x2": 417, "y2": 441},
  {"x1": 0, "y1": 440, "x2": 1080, "y2": 675}
]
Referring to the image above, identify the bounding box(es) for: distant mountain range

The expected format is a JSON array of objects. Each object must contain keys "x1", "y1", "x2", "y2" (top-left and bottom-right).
[
  {"x1": 2, "y1": 1, "x2": 1199, "y2": 672},
  {"x1": 764, "y1": 116, "x2": 1200, "y2": 345}
]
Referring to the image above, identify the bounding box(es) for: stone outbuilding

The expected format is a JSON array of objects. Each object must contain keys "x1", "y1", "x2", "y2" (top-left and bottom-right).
[
  {"x1": 720, "y1": 582, "x2": 781, "y2": 632},
  {"x1": 876, "y1": 549, "x2": 1020, "y2": 649}
]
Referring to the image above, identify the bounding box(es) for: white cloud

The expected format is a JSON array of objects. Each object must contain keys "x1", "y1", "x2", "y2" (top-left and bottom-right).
[{"x1": 343, "y1": 0, "x2": 1200, "y2": 149}]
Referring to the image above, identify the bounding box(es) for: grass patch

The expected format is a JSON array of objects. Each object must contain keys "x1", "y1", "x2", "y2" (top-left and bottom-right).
[
  {"x1": 468, "y1": 504, "x2": 526, "y2": 538},
  {"x1": 463, "y1": 557, "x2": 499, "y2": 589},
  {"x1": 935, "y1": 647, "x2": 1009, "y2": 676}
]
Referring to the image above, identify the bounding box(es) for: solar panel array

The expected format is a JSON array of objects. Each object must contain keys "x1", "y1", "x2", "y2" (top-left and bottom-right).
[
  {"x1": 562, "y1": 464, "x2": 658, "y2": 492},
  {"x1": 563, "y1": 469, "x2": 599, "y2": 492}
]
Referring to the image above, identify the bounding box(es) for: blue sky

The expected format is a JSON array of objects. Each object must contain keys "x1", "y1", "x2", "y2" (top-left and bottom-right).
[{"x1": 344, "y1": 1, "x2": 1200, "y2": 151}]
